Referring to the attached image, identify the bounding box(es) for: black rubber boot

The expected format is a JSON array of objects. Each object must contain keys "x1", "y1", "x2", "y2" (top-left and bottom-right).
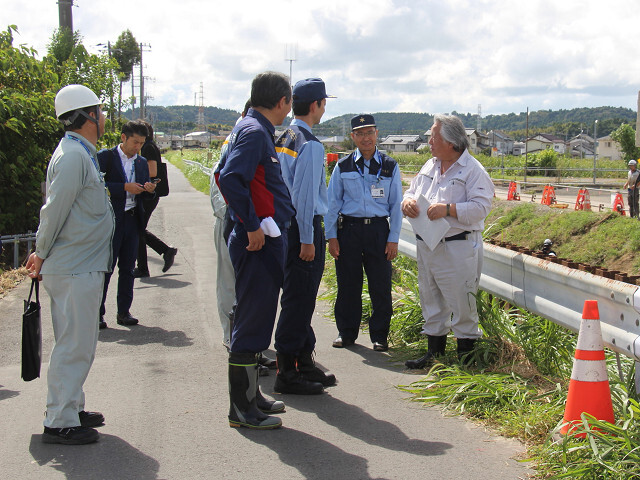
[
  {"x1": 296, "y1": 351, "x2": 336, "y2": 387},
  {"x1": 228, "y1": 352, "x2": 282, "y2": 429},
  {"x1": 405, "y1": 335, "x2": 447, "y2": 369},
  {"x1": 256, "y1": 353, "x2": 285, "y2": 413},
  {"x1": 457, "y1": 338, "x2": 477, "y2": 365},
  {"x1": 273, "y1": 353, "x2": 324, "y2": 395}
]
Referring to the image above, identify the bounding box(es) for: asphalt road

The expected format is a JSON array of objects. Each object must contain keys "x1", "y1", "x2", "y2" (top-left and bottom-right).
[{"x1": 0, "y1": 162, "x2": 530, "y2": 479}]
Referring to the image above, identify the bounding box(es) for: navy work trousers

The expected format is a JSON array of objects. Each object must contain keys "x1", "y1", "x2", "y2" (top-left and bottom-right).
[
  {"x1": 275, "y1": 216, "x2": 325, "y2": 355},
  {"x1": 334, "y1": 218, "x2": 392, "y2": 344},
  {"x1": 228, "y1": 222, "x2": 287, "y2": 353},
  {"x1": 101, "y1": 210, "x2": 139, "y2": 317}
]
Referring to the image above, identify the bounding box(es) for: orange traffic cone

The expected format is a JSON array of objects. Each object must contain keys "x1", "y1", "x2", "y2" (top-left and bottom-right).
[{"x1": 560, "y1": 300, "x2": 615, "y2": 437}]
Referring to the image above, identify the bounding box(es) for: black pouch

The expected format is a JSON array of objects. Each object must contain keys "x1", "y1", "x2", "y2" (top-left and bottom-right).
[{"x1": 22, "y1": 279, "x2": 42, "y2": 382}]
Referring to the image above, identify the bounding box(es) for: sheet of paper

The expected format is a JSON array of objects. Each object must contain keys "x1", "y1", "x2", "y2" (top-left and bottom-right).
[{"x1": 407, "y1": 194, "x2": 450, "y2": 250}]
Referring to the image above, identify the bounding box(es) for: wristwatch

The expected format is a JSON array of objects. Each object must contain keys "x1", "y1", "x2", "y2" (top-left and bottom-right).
[{"x1": 446, "y1": 204, "x2": 451, "y2": 216}]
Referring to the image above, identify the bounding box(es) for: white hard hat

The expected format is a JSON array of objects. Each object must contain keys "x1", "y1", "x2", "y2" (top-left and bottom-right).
[
  {"x1": 55, "y1": 84, "x2": 100, "y2": 120},
  {"x1": 629, "y1": 160, "x2": 637, "y2": 166},
  {"x1": 543, "y1": 239, "x2": 553, "y2": 246}
]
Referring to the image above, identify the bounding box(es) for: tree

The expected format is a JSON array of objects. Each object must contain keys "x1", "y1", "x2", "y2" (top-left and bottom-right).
[
  {"x1": 112, "y1": 30, "x2": 141, "y2": 120},
  {"x1": 47, "y1": 27, "x2": 82, "y2": 65},
  {"x1": 610, "y1": 124, "x2": 640, "y2": 162},
  {"x1": 0, "y1": 25, "x2": 61, "y2": 233}
]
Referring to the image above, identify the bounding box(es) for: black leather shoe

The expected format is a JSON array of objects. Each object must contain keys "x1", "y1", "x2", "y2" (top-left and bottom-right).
[
  {"x1": 259, "y1": 354, "x2": 277, "y2": 369},
  {"x1": 332, "y1": 336, "x2": 354, "y2": 348},
  {"x1": 42, "y1": 426, "x2": 99, "y2": 445},
  {"x1": 162, "y1": 247, "x2": 178, "y2": 273},
  {"x1": 79, "y1": 411, "x2": 104, "y2": 428},
  {"x1": 132, "y1": 268, "x2": 150, "y2": 278},
  {"x1": 405, "y1": 352, "x2": 436, "y2": 369},
  {"x1": 372, "y1": 342, "x2": 388, "y2": 352},
  {"x1": 99, "y1": 316, "x2": 107, "y2": 330},
  {"x1": 116, "y1": 312, "x2": 139, "y2": 326}
]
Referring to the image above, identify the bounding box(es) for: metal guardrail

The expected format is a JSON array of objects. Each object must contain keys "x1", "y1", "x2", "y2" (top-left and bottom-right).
[
  {"x1": 398, "y1": 218, "x2": 640, "y2": 392},
  {"x1": 184, "y1": 159, "x2": 212, "y2": 177},
  {"x1": 1, "y1": 233, "x2": 36, "y2": 269}
]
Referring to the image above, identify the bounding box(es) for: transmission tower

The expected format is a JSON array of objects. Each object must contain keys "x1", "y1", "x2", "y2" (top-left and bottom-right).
[{"x1": 196, "y1": 82, "x2": 205, "y2": 131}]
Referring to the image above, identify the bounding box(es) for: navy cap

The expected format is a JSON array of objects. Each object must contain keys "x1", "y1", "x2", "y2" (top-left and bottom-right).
[
  {"x1": 293, "y1": 78, "x2": 336, "y2": 103},
  {"x1": 351, "y1": 114, "x2": 376, "y2": 131}
]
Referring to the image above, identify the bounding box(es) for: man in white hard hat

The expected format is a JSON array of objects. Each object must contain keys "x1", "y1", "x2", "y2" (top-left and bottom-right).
[
  {"x1": 623, "y1": 159, "x2": 640, "y2": 218},
  {"x1": 27, "y1": 84, "x2": 115, "y2": 445}
]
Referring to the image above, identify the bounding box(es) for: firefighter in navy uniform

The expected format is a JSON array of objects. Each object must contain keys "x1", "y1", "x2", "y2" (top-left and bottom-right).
[{"x1": 325, "y1": 114, "x2": 403, "y2": 352}]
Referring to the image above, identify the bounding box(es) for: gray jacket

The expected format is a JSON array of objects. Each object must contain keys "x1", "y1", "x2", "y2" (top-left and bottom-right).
[{"x1": 36, "y1": 133, "x2": 115, "y2": 275}]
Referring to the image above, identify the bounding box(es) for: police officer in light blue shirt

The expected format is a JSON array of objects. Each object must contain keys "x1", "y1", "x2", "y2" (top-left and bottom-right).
[
  {"x1": 326, "y1": 114, "x2": 403, "y2": 352},
  {"x1": 274, "y1": 78, "x2": 336, "y2": 395}
]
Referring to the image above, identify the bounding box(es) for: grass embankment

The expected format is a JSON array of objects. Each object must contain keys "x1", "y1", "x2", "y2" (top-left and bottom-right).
[{"x1": 168, "y1": 148, "x2": 640, "y2": 478}]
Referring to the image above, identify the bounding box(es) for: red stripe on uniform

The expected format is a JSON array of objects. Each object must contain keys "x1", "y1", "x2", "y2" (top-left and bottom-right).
[
  {"x1": 251, "y1": 165, "x2": 275, "y2": 219},
  {"x1": 574, "y1": 349, "x2": 606, "y2": 361}
]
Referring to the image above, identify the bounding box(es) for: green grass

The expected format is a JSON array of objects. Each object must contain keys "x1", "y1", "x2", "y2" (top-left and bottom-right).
[{"x1": 164, "y1": 148, "x2": 219, "y2": 194}]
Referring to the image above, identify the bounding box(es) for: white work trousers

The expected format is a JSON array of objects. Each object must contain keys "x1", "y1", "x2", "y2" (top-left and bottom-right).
[
  {"x1": 42, "y1": 271, "x2": 103, "y2": 428},
  {"x1": 416, "y1": 231, "x2": 483, "y2": 339},
  {"x1": 214, "y1": 217, "x2": 235, "y2": 347}
]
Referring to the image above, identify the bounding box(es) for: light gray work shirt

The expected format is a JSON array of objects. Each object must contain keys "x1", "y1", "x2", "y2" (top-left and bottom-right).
[{"x1": 35, "y1": 132, "x2": 115, "y2": 274}]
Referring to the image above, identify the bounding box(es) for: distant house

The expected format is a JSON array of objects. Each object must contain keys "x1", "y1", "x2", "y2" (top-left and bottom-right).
[
  {"x1": 486, "y1": 130, "x2": 515, "y2": 155},
  {"x1": 513, "y1": 142, "x2": 525, "y2": 156},
  {"x1": 526, "y1": 133, "x2": 566, "y2": 154},
  {"x1": 378, "y1": 135, "x2": 422, "y2": 153},
  {"x1": 597, "y1": 135, "x2": 622, "y2": 161},
  {"x1": 318, "y1": 135, "x2": 346, "y2": 150},
  {"x1": 155, "y1": 133, "x2": 182, "y2": 150},
  {"x1": 568, "y1": 133, "x2": 595, "y2": 159},
  {"x1": 184, "y1": 131, "x2": 210, "y2": 148}
]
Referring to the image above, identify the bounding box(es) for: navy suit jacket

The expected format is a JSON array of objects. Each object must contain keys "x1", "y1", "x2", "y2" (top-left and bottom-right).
[{"x1": 97, "y1": 146, "x2": 153, "y2": 228}]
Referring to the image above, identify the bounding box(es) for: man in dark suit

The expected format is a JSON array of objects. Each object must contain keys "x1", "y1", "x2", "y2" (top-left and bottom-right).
[{"x1": 98, "y1": 120, "x2": 156, "y2": 329}]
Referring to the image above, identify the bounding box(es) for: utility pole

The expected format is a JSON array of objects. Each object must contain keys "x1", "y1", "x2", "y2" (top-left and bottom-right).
[
  {"x1": 139, "y1": 43, "x2": 151, "y2": 119},
  {"x1": 524, "y1": 107, "x2": 529, "y2": 183},
  {"x1": 284, "y1": 43, "x2": 297, "y2": 87},
  {"x1": 58, "y1": 0, "x2": 74, "y2": 30}
]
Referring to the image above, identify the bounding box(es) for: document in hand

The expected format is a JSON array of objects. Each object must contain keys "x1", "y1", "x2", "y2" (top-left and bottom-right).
[{"x1": 407, "y1": 194, "x2": 450, "y2": 251}]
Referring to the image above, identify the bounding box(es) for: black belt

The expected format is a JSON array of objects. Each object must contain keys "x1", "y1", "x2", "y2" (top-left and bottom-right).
[
  {"x1": 341, "y1": 215, "x2": 388, "y2": 225},
  {"x1": 126, "y1": 207, "x2": 137, "y2": 216},
  {"x1": 416, "y1": 230, "x2": 471, "y2": 242}
]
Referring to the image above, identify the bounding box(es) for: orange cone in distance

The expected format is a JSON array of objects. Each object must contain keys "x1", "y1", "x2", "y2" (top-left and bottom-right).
[{"x1": 560, "y1": 300, "x2": 615, "y2": 438}]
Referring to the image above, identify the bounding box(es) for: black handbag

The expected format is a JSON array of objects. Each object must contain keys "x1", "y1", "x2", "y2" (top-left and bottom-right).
[
  {"x1": 22, "y1": 278, "x2": 42, "y2": 381},
  {"x1": 155, "y1": 160, "x2": 170, "y2": 197}
]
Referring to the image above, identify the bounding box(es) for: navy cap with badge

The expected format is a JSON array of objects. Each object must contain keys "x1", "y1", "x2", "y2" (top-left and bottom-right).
[
  {"x1": 351, "y1": 114, "x2": 376, "y2": 131},
  {"x1": 292, "y1": 78, "x2": 336, "y2": 103}
]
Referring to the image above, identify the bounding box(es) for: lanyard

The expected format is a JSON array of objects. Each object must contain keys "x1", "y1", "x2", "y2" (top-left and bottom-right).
[
  {"x1": 66, "y1": 134, "x2": 100, "y2": 173},
  {"x1": 354, "y1": 156, "x2": 382, "y2": 182}
]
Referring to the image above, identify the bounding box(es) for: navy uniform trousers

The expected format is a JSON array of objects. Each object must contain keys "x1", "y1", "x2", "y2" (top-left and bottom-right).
[
  {"x1": 334, "y1": 217, "x2": 392, "y2": 344},
  {"x1": 228, "y1": 222, "x2": 287, "y2": 353},
  {"x1": 100, "y1": 209, "x2": 139, "y2": 317},
  {"x1": 275, "y1": 215, "x2": 325, "y2": 355}
]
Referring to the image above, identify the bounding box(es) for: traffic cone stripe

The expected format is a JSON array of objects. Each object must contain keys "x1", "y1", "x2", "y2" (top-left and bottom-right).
[
  {"x1": 574, "y1": 349, "x2": 606, "y2": 361},
  {"x1": 570, "y1": 358, "x2": 608, "y2": 382}
]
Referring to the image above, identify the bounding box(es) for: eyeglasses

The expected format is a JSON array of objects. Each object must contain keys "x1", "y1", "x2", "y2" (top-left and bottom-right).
[{"x1": 353, "y1": 130, "x2": 376, "y2": 138}]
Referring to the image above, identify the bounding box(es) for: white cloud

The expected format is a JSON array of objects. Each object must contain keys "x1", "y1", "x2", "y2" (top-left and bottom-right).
[{"x1": 4, "y1": 0, "x2": 639, "y2": 119}]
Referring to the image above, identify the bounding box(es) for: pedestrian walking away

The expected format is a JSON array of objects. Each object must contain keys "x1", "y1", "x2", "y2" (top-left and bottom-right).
[
  {"x1": 274, "y1": 78, "x2": 336, "y2": 394},
  {"x1": 402, "y1": 114, "x2": 494, "y2": 369},
  {"x1": 133, "y1": 121, "x2": 177, "y2": 278},
  {"x1": 325, "y1": 114, "x2": 403, "y2": 353},
  {"x1": 26, "y1": 84, "x2": 115, "y2": 445}
]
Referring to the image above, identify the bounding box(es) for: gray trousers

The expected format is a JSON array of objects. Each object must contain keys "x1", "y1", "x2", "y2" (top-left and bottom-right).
[
  {"x1": 214, "y1": 217, "x2": 235, "y2": 347},
  {"x1": 42, "y1": 272, "x2": 103, "y2": 428}
]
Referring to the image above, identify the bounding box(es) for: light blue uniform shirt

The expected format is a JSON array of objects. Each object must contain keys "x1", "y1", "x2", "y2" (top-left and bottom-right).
[
  {"x1": 326, "y1": 147, "x2": 403, "y2": 243},
  {"x1": 277, "y1": 119, "x2": 328, "y2": 244}
]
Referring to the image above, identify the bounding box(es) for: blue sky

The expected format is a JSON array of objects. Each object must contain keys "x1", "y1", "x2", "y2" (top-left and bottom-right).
[{"x1": 6, "y1": 0, "x2": 639, "y2": 120}]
